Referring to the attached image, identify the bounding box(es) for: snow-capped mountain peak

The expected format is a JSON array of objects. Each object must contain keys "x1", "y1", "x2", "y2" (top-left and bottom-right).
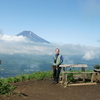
[{"x1": 16, "y1": 31, "x2": 50, "y2": 43}]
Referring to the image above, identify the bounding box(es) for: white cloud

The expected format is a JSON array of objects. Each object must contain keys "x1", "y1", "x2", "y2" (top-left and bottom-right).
[
  {"x1": 82, "y1": 50, "x2": 99, "y2": 60},
  {"x1": 63, "y1": 56, "x2": 74, "y2": 64},
  {"x1": 0, "y1": 34, "x2": 29, "y2": 42},
  {"x1": 0, "y1": 34, "x2": 100, "y2": 60},
  {"x1": 0, "y1": 41, "x2": 54, "y2": 55}
]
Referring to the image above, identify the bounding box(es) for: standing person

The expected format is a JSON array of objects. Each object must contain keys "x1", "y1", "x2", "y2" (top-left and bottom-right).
[{"x1": 52, "y1": 48, "x2": 63, "y2": 84}]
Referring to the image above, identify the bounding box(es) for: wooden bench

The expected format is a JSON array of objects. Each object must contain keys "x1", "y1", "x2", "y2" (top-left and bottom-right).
[
  {"x1": 59, "y1": 64, "x2": 98, "y2": 87},
  {"x1": 61, "y1": 71, "x2": 97, "y2": 87},
  {"x1": 60, "y1": 64, "x2": 88, "y2": 83},
  {"x1": 59, "y1": 71, "x2": 97, "y2": 87},
  {"x1": 93, "y1": 69, "x2": 100, "y2": 82}
]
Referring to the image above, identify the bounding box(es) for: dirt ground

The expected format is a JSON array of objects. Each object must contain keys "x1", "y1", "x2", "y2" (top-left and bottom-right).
[{"x1": 0, "y1": 79, "x2": 100, "y2": 100}]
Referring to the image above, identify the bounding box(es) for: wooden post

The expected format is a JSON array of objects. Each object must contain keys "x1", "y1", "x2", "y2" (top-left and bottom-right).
[
  {"x1": 82, "y1": 67, "x2": 85, "y2": 82},
  {"x1": 65, "y1": 73, "x2": 68, "y2": 87},
  {"x1": 62, "y1": 67, "x2": 65, "y2": 83},
  {"x1": 97, "y1": 72, "x2": 100, "y2": 82},
  {"x1": 93, "y1": 69, "x2": 100, "y2": 82},
  {"x1": 91, "y1": 73, "x2": 95, "y2": 82}
]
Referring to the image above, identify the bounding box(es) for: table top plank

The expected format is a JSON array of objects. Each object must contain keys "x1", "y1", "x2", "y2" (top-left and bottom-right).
[
  {"x1": 94, "y1": 69, "x2": 100, "y2": 72},
  {"x1": 59, "y1": 64, "x2": 88, "y2": 68}
]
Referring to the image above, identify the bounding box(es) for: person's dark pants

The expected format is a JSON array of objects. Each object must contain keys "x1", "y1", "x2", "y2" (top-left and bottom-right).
[{"x1": 53, "y1": 66, "x2": 61, "y2": 83}]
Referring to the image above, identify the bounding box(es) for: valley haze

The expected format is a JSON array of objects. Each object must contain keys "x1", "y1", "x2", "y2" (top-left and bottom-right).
[{"x1": 0, "y1": 31, "x2": 100, "y2": 78}]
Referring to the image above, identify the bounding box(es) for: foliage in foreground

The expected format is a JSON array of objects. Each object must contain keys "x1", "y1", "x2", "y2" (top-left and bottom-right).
[{"x1": 0, "y1": 80, "x2": 15, "y2": 95}]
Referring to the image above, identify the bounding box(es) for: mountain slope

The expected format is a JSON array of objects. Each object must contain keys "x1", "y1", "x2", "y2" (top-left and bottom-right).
[{"x1": 16, "y1": 31, "x2": 50, "y2": 43}]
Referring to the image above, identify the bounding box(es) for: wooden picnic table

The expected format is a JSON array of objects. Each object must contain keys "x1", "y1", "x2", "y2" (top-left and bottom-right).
[
  {"x1": 93, "y1": 69, "x2": 100, "y2": 82},
  {"x1": 59, "y1": 64, "x2": 97, "y2": 87}
]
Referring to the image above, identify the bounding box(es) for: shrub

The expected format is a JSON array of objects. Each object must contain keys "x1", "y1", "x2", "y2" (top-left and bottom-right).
[
  {"x1": 27, "y1": 74, "x2": 34, "y2": 80},
  {"x1": 18, "y1": 75, "x2": 27, "y2": 81},
  {"x1": 0, "y1": 81, "x2": 15, "y2": 94},
  {"x1": 0, "y1": 79, "x2": 5, "y2": 83},
  {"x1": 12, "y1": 77, "x2": 20, "y2": 83},
  {"x1": 6, "y1": 77, "x2": 13, "y2": 83},
  {"x1": 33, "y1": 71, "x2": 46, "y2": 80},
  {"x1": 26, "y1": 71, "x2": 52, "y2": 80},
  {"x1": 68, "y1": 73, "x2": 74, "y2": 82},
  {"x1": 94, "y1": 64, "x2": 100, "y2": 69},
  {"x1": 45, "y1": 71, "x2": 53, "y2": 78}
]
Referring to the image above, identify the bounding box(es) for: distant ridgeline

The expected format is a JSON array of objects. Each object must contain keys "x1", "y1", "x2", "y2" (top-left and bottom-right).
[
  {"x1": 0, "y1": 54, "x2": 100, "y2": 78},
  {"x1": 0, "y1": 54, "x2": 53, "y2": 78},
  {"x1": 16, "y1": 31, "x2": 50, "y2": 43}
]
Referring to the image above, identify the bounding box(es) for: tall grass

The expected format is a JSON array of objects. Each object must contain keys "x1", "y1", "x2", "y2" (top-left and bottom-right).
[{"x1": 4, "y1": 71, "x2": 53, "y2": 83}]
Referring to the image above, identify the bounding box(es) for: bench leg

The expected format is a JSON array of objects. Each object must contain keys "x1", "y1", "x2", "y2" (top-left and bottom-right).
[
  {"x1": 91, "y1": 73, "x2": 95, "y2": 82},
  {"x1": 97, "y1": 73, "x2": 100, "y2": 82},
  {"x1": 62, "y1": 72, "x2": 65, "y2": 84},
  {"x1": 82, "y1": 73, "x2": 85, "y2": 82},
  {"x1": 65, "y1": 74, "x2": 68, "y2": 87},
  {"x1": 62, "y1": 67, "x2": 65, "y2": 84},
  {"x1": 82, "y1": 67, "x2": 85, "y2": 82}
]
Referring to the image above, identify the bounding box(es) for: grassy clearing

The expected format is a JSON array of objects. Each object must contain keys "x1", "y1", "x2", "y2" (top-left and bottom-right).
[{"x1": 0, "y1": 71, "x2": 53, "y2": 95}]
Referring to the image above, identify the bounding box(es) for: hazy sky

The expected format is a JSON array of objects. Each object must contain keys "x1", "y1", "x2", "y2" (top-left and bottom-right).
[{"x1": 0, "y1": 0, "x2": 100, "y2": 47}]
